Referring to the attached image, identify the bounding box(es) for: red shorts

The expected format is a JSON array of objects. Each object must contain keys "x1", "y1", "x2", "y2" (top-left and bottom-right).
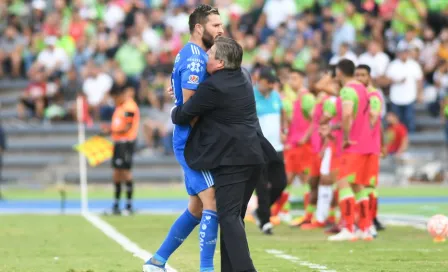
[
  {"x1": 284, "y1": 143, "x2": 313, "y2": 175},
  {"x1": 338, "y1": 153, "x2": 370, "y2": 185},
  {"x1": 365, "y1": 154, "x2": 380, "y2": 187}
]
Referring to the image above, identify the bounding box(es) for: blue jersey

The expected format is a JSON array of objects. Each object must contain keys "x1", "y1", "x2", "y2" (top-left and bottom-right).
[{"x1": 171, "y1": 42, "x2": 209, "y2": 149}]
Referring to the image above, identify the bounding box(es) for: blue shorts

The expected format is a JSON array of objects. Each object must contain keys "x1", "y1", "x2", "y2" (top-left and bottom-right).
[{"x1": 174, "y1": 148, "x2": 214, "y2": 196}]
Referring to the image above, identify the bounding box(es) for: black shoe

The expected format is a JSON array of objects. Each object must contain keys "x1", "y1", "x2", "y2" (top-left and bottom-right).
[
  {"x1": 112, "y1": 204, "x2": 121, "y2": 215},
  {"x1": 373, "y1": 218, "x2": 385, "y2": 231},
  {"x1": 261, "y1": 222, "x2": 273, "y2": 235}
]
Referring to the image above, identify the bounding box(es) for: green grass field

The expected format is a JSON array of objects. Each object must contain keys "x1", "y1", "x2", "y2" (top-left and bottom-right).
[
  {"x1": 1, "y1": 184, "x2": 448, "y2": 272},
  {"x1": 1, "y1": 214, "x2": 447, "y2": 272}
]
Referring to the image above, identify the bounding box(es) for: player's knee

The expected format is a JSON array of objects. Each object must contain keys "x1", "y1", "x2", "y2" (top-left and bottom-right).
[
  {"x1": 198, "y1": 188, "x2": 216, "y2": 211},
  {"x1": 188, "y1": 197, "x2": 203, "y2": 218}
]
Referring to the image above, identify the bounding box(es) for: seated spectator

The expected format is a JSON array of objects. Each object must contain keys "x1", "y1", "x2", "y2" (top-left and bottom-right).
[
  {"x1": 17, "y1": 67, "x2": 48, "y2": 120},
  {"x1": 36, "y1": 36, "x2": 71, "y2": 78},
  {"x1": 442, "y1": 94, "x2": 448, "y2": 145},
  {"x1": 0, "y1": 25, "x2": 26, "y2": 78},
  {"x1": 82, "y1": 61, "x2": 113, "y2": 120},
  {"x1": 385, "y1": 111, "x2": 409, "y2": 157},
  {"x1": 59, "y1": 66, "x2": 83, "y2": 119}
]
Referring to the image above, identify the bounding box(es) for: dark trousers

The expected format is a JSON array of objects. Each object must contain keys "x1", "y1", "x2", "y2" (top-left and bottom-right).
[
  {"x1": 255, "y1": 152, "x2": 287, "y2": 226},
  {"x1": 391, "y1": 102, "x2": 415, "y2": 133},
  {"x1": 213, "y1": 165, "x2": 262, "y2": 272}
]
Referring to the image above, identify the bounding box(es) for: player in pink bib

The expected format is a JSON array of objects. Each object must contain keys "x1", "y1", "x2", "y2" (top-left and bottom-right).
[
  {"x1": 355, "y1": 64, "x2": 386, "y2": 234},
  {"x1": 327, "y1": 59, "x2": 372, "y2": 241}
]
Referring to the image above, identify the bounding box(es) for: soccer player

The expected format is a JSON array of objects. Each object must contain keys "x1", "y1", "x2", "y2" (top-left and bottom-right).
[
  {"x1": 355, "y1": 64, "x2": 385, "y2": 233},
  {"x1": 252, "y1": 66, "x2": 288, "y2": 234},
  {"x1": 281, "y1": 69, "x2": 315, "y2": 225},
  {"x1": 301, "y1": 74, "x2": 341, "y2": 230},
  {"x1": 143, "y1": 5, "x2": 223, "y2": 272},
  {"x1": 290, "y1": 79, "x2": 326, "y2": 228},
  {"x1": 328, "y1": 59, "x2": 372, "y2": 241},
  {"x1": 102, "y1": 88, "x2": 140, "y2": 215}
]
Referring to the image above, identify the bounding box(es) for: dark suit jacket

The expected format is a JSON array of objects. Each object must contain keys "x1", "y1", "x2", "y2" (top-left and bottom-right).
[{"x1": 171, "y1": 68, "x2": 280, "y2": 170}]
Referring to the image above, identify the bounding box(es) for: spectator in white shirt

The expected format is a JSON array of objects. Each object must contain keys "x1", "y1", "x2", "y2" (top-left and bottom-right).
[
  {"x1": 255, "y1": 0, "x2": 297, "y2": 43},
  {"x1": 385, "y1": 43, "x2": 423, "y2": 133},
  {"x1": 329, "y1": 42, "x2": 358, "y2": 66},
  {"x1": 36, "y1": 36, "x2": 71, "y2": 77},
  {"x1": 358, "y1": 40, "x2": 390, "y2": 80},
  {"x1": 82, "y1": 61, "x2": 113, "y2": 120}
]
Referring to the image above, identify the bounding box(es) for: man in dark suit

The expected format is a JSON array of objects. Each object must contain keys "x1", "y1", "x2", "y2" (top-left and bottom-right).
[{"x1": 171, "y1": 36, "x2": 279, "y2": 272}]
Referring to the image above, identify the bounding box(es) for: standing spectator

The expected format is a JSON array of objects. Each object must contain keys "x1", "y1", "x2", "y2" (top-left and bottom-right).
[
  {"x1": 331, "y1": 15, "x2": 356, "y2": 54},
  {"x1": 358, "y1": 40, "x2": 390, "y2": 81},
  {"x1": 0, "y1": 120, "x2": 6, "y2": 199},
  {"x1": 329, "y1": 42, "x2": 358, "y2": 66},
  {"x1": 255, "y1": 0, "x2": 297, "y2": 43},
  {"x1": 0, "y1": 25, "x2": 26, "y2": 78},
  {"x1": 385, "y1": 43, "x2": 423, "y2": 133}
]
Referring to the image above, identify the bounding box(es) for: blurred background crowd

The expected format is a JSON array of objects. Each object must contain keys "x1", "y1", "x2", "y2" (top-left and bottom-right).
[{"x1": 1, "y1": 0, "x2": 448, "y2": 155}]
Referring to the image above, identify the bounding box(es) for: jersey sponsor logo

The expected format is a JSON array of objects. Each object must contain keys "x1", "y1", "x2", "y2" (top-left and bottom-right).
[
  {"x1": 186, "y1": 57, "x2": 205, "y2": 64},
  {"x1": 187, "y1": 61, "x2": 203, "y2": 73},
  {"x1": 187, "y1": 75, "x2": 200, "y2": 84}
]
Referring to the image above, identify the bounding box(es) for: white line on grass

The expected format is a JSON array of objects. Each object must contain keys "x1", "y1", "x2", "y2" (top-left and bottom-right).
[
  {"x1": 82, "y1": 212, "x2": 178, "y2": 272},
  {"x1": 265, "y1": 249, "x2": 336, "y2": 272}
]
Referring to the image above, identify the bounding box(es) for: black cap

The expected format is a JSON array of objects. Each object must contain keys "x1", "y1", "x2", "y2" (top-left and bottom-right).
[{"x1": 258, "y1": 67, "x2": 278, "y2": 83}]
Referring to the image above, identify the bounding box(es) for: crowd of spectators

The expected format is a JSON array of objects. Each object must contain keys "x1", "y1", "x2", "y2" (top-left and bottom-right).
[{"x1": 1, "y1": 0, "x2": 448, "y2": 151}]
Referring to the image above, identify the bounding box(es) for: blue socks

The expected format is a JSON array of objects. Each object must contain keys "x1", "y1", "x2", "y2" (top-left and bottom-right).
[
  {"x1": 199, "y1": 210, "x2": 218, "y2": 272},
  {"x1": 152, "y1": 209, "x2": 200, "y2": 266}
]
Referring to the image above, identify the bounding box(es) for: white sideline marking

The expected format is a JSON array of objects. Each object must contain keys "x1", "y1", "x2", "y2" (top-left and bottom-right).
[
  {"x1": 266, "y1": 249, "x2": 336, "y2": 272},
  {"x1": 82, "y1": 212, "x2": 177, "y2": 272}
]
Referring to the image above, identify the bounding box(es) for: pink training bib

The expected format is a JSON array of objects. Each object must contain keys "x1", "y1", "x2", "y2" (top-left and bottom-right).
[{"x1": 287, "y1": 91, "x2": 311, "y2": 147}]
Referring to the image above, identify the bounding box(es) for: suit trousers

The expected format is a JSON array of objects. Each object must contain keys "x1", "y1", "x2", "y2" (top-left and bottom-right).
[
  {"x1": 212, "y1": 165, "x2": 262, "y2": 272},
  {"x1": 255, "y1": 151, "x2": 287, "y2": 226}
]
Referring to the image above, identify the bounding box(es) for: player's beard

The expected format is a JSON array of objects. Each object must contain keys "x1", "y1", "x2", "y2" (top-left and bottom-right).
[{"x1": 202, "y1": 28, "x2": 215, "y2": 50}]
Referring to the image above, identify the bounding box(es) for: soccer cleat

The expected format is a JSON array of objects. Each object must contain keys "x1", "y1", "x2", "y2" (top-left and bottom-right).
[
  {"x1": 112, "y1": 204, "x2": 121, "y2": 215},
  {"x1": 373, "y1": 218, "x2": 385, "y2": 231},
  {"x1": 270, "y1": 216, "x2": 281, "y2": 226},
  {"x1": 356, "y1": 229, "x2": 374, "y2": 241},
  {"x1": 278, "y1": 212, "x2": 292, "y2": 223},
  {"x1": 261, "y1": 222, "x2": 274, "y2": 235},
  {"x1": 142, "y1": 263, "x2": 167, "y2": 272},
  {"x1": 289, "y1": 216, "x2": 311, "y2": 228},
  {"x1": 369, "y1": 225, "x2": 378, "y2": 238},
  {"x1": 300, "y1": 221, "x2": 326, "y2": 230},
  {"x1": 122, "y1": 205, "x2": 134, "y2": 216},
  {"x1": 328, "y1": 228, "x2": 358, "y2": 241}
]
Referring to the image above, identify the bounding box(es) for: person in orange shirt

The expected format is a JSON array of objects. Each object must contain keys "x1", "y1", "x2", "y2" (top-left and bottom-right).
[{"x1": 102, "y1": 87, "x2": 140, "y2": 215}]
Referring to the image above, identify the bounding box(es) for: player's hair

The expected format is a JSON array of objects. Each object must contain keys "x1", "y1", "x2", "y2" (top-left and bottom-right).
[
  {"x1": 336, "y1": 59, "x2": 355, "y2": 77},
  {"x1": 290, "y1": 68, "x2": 305, "y2": 77},
  {"x1": 356, "y1": 64, "x2": 371, "y2": 75},
  {"x1": 214, "y1": 36, "x2": 243, "y2": 69},
  {"x1": 188, "y1": 4, "x2": 220, "y2": 34}
]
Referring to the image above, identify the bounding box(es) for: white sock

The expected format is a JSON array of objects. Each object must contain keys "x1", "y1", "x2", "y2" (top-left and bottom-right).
[{"x1": 315, "y1": 185, "x2": 333, "y2": 223}]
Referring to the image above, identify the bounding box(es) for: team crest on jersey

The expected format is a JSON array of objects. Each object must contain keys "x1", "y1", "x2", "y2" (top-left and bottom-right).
[
  {"x1": 187, "y1": 61, "x2": 203, "y2": 73},
  {"x1": 188, "y1": 75, "x2": 199, "y2": 84}
]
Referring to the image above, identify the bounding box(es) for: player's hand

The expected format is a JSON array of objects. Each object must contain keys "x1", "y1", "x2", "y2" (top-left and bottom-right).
[
  {"x1": 342, "y1": 138, "x2": 356, "y2": 149},
  {"x1": 167, "y1": 86, "x2": 174, "y2": 99},
  {"x1": 380, "y1": 146, "x2": 388, "y2": 158},
  {"x1": 319, "y1": 124, "x2": 331, "y2": 137},
  {"x1": 297, "y1": 137, "x2": 306, "y2": 146},
  {"x1": 280, "y1": 132, "x2": 287, "y2": 144}
]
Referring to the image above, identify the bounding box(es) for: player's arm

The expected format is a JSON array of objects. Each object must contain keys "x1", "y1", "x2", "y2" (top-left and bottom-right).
[
  {"x1": 112, "y1": 109, "x2": 135, "y2": 135},
  {"x1": 340, "y1": 87, "x2": 356, "y2": 144},
  {"x1": 321, "y1": 98, "x2": 336, "y2": 125},
  {"x1": 369, "y1": 95, "x2": 382, "y2": 128},
  {"x1": 172, "y1": 81, "x2": 218, "y2": 125}
]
